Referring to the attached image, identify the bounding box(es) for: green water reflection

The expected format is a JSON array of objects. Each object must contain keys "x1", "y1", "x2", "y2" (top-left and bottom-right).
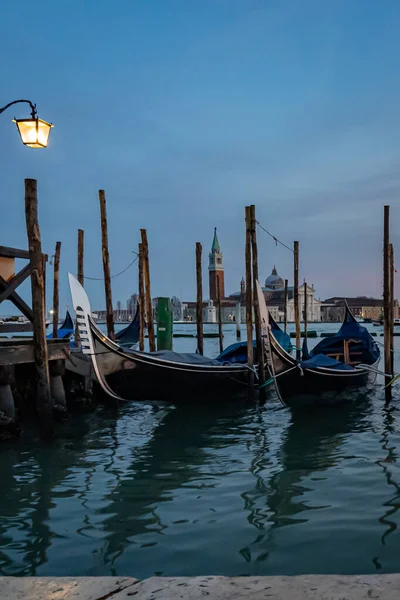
[{"x1": 0, "y1": 395, "x2": 400, "y2": 577}]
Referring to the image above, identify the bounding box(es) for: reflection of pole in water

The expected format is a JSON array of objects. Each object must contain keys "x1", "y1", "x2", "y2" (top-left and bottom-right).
[
  {"x1": 100, "y1": 404, "x2": 252, "y2": 569},
  {"x1": 376, "y1": 407, "x2": 400, "y2": 550},
  {"x1": 0, "y1": 416, "x2": 94, "y2": 576},
  {"x1": 242, "y1": 403, "x2": 373, "y2": 563}
]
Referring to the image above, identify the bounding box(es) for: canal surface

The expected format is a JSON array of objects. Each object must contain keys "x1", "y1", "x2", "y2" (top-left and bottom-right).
[{"x1": 0, "y1": 323, "x2": 400, "y2": 578}]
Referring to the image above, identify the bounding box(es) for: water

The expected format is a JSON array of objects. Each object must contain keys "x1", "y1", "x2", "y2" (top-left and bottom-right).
[{"x1": 0, "y1": 322, "x2": 400, "y2": 578}]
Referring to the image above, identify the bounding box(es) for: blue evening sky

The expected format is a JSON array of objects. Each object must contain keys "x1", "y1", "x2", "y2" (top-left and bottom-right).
[{"x1": 1, "y1": 0, "x2": 399, "y2": 312}]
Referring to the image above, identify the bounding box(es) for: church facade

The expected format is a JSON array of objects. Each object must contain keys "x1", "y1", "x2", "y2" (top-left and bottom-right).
[{"x1": 229, "y1": 266, "x2": 322, "y2": 323}]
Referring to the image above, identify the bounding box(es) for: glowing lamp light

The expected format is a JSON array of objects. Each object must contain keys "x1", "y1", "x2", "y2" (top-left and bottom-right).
[
  {"x1": 0, "y1": 99, "x2": 53, "y2": 149},
  {"x1": 13, "y1": 117, "x2": 53, "y2": 148}
]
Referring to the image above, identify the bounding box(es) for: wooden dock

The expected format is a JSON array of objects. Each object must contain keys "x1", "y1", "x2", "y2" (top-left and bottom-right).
[
  {"x1": 0, "y1": 337, "x2": 68, "y2": 365},
  {"x1": 0, "y1": 337, "x2": 71, "y2": 439}
]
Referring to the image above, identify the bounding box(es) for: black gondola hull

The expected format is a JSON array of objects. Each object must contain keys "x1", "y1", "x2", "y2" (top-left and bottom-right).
[
  {"x1": 92, "y1": 327, "x2": 251, "y2": 403},
  {"x1": 275, "y1": 364, "x2": 377, "y2": 406},
  {"x1": 105, "y1": 365, "x2": 250, "y2": 402}
]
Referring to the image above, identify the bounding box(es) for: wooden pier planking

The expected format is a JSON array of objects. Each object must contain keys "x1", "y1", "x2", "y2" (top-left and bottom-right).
[{"x1": 0, "y1": 338, "x2": 70, "y2": 366}]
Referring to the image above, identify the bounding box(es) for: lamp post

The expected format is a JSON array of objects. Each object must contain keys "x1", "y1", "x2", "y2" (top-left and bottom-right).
[{"x1": 0, "y1": 99, "x2": 53, "y2": 148}]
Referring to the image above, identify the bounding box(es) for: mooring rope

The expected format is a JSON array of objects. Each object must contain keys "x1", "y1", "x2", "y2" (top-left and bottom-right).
[
  {"x1": 84, "y1": 256, "x2": 138, "y2": 281},
  {"x1": 354, "y1": 364, "x2": 394, "y2": 379},
  {"x1": 256, "y1": 221, "x2": 294, "y2": 253},
  {"x1": 375, "y1": 340, "x2": 398, "y2": 354},
  {"x1": 258, "y1": 365, "x2": 299, "y2": 389}
]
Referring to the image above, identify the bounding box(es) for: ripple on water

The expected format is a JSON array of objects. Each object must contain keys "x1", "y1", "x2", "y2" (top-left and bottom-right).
[{"x1": 0, "y1": 389, "x2": 400, "y2": 577}]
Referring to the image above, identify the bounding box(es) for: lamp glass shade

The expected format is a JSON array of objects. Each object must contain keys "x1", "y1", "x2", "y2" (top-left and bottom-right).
[{"x1": 13, "y1": 118, "x2": 53, "y2": 148}]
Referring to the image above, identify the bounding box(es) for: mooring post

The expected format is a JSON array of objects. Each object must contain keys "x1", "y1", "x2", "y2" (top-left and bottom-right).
[
  {"x1": 138, "y1": 243, "x2": 145, "y2": 351},
  {"x1": 25, "y1": 178, "x2": 53, "y2": 439},
  {"x1": 217, "y1": 284, "x2": 223, "y2": 354},
  {"x1": 383, "y1": 206, "x2": 392, "y2": 404},
  {"x1": 49, "y1": 359, "x2": 67, "y2": 414},
  {"x1": 245, "y1": 206, "x2": 254, "y2": 395},
  {"x1": 294, "y1": 241, "x2": 301, "y2": 361},
  {"x1": 52, "y1": 241, "x2": 61, "y2": 339},
  {"x1": 141, "y1": 229, "x2": 155, "y2": 352},
  {"x1": 77, "y1": 227, "x2": 92, "y2": 393},
  {"x1": 303, "y1": 280, "x2": 308, "y2": 343},
  {"x1": 196, "y1": 242, "x2": 204, "y2": 355},
  {"x1": 250, "y1": 205, "x2": 265, "y2": 387},
  {"x1": 99, "y1": 190, "x2": 115, "y2": 340},
  {"x1": 74, "y1": 228, "x2": 85, "y2": 345},
  {"x1": 0, "y1": 365, "x2": 16, "y2": 431},
  {"x1": 235, "y1": 302, "x2": 241, "y2": 339},
  {"x1": 390, "y1": 243, "x2": 395, "y2": 376},
  {"x1": 283, "y1": 279, "x2": 288, "y2": 333},
  {"x1": 77, "y1": 229, "x2": 84, "y2": 285}
]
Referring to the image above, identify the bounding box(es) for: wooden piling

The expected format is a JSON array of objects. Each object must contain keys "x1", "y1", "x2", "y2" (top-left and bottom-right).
[
  {"x1": 283, "y1": 278, "x2": 288, "y2": 333},
  {"x1": 250, "y1": 204, "x2": 265, "y2": 386},
  {"x1": 99, "y1": 190, "x2": 115, "y2": 340},
  {"x1": 52, "y1": 241, "x2": 61, "y2": 339},
  {"x1": 138, "y1": 243, "x2": 145, "y2": 352},
  {"x1": 0, "y1": 365, "x2": 15, "y2": 426},
  {"x1": 217, "y1": 284, "x2": 223, "y2": 354},
  {"x1": 77, "y1": 229, "x2": 84, "y2": 285},
  {"x1": 74, "y1": 228, "x2": 85, "y2": 345},
  {"x1": 49, "y1": 359, "x2": 67, "y2": 413},
  {"x1": 245, "y1": 206, "x2": 254, "y2": 394},
  {"x1": 303, "y1": 280, "x2": 308, "y2": 343},
  {"x1": 383, "y1": 205, "x2": 392, "y2": 404},
  {"x1": 196, "y1": 242, "x2": 204, "y2": 355},
  {"x1": 141, "y1": 229, "x2": 155, "y2": 352},
  {"x1": 390, "y1": 243, "x2": 395, "y2": 376},
  {"x1": 294, "y1": 241, "x2": 301, "y2": 361},
  {"x1": 25, "y1": 178, "x2": 53, "y2": 439},
  {"x1": 235, "y1": 302, "x2": 241, "y2": 339}
]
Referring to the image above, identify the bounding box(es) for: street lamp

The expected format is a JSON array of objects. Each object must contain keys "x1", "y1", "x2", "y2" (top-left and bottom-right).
[{"x1": 0, "y1": 99, "x2": 53, "y2": 148}]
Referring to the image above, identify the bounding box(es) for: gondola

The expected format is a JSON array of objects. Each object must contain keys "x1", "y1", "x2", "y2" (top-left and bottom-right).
[
  {"x1": 46, "y1": 310, "x2": 74, "y2": 339},
  {"x1": 115, "y1": 307, "x2": 140, "y2": 346},
  {"x1": 68, "y1": 274, "x2": 255, "y2": 402},
  {"x1": 255, "y1": 281, "x2": 380, "y2": 406}
]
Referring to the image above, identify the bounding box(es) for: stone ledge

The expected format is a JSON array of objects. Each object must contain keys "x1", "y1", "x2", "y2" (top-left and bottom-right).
[
  {"x1": 0, "y1": 577, "x2": 139, "y2": 600},
  {"x1": 1, "y1": 575, "x2": 400, "y2": 600}
]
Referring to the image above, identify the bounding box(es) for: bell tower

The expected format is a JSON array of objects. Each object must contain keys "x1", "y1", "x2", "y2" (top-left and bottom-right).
[{"x1": 208, "y1": 227, "x2": 225, "y2": 301}]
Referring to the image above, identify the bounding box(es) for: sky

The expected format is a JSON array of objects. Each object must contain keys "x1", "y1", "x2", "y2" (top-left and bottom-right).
[{"x1": 1, "y1": 0, "x2": 400, "y2": 314}]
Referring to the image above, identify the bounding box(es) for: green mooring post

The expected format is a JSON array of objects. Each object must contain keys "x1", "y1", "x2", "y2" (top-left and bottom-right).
[{"x1": 157, "y1": 297, "x2": 173, "y2": 350}]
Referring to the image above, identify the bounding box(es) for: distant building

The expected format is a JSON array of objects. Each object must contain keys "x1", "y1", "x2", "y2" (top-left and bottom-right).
[
  {"x1": 321, "y1": 297, "x2": 399, "y2": 322},
  {"x1": 229, "y1": 266, "x2": 322, "y2": 322},
  {"x1": 183, "y1": 229, "x2": 235, "y2": 322},
  {"x1": 171, "y1": 296, "x2": 183, "y2": 321},
  {"x1": 181, "y1": 299, "x2": 237, "y2": 323},
  {"x1": 127, "y1": 293, "x2": 138, "y2": 317},
  {"x1": 209, "y1": 228, "x2": 224, "y2": 301}
]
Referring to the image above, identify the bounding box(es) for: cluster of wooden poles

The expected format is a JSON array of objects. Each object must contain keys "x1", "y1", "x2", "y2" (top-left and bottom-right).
[{"x1": 51, "y1": 193, "x2": 159, "y2": 352}]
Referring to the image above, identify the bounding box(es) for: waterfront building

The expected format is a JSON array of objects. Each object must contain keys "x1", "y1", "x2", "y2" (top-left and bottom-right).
[
  {"x1": 321, "y1": 297, "x2": 399, "y2": 322},
  {"x1": 229, "y1": 266, "x2": 322, "y2": 322}
]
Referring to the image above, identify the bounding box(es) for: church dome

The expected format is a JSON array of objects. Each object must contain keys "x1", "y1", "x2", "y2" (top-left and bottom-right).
[{"x1": 265, "y1": 266, "x2": 284, "y2": 291}]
